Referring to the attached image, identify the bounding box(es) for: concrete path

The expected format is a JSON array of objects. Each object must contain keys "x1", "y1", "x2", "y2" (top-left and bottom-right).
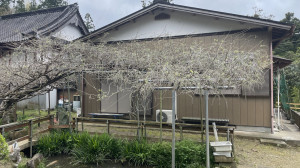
[{"x1": 235, "y1": 117, "x2": 300, "y2": 146}]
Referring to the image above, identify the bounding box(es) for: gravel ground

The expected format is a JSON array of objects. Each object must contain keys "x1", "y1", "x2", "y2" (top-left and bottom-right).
[{"x1": 235, "y1": 137, "x2": 300, "y2": 168}]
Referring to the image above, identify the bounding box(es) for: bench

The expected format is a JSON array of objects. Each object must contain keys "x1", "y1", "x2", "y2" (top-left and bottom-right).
[
  {"x1": 88, "y1": 113, "x2": 124, "y2": 119},
  {"x1": 181, "y1": 117, "x2": 229, "y2": 126}
]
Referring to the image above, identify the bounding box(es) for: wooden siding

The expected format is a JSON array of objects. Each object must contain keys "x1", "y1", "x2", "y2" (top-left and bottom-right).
[
  {"x1": 152, "y1": 91, "x2": 271, "y2": 127},
  {"x1": 82, "y1": 74, "x2": 101, "y2": 116},
  {"x1": 82, "y1": 30, "x2": 272, "y2": 127}
]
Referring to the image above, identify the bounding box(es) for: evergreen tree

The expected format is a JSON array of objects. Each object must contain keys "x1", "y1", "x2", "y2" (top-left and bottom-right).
[
  {"x1": 29, "y1": 0, "x2": 38, "y2": 11},
  {"x1": 274, "y1": 12, "x2": 300, "y2": 57},
  {"x1": 0, "y1": 0, "x2": 13, "y2": 15},
  {"x1": 14, "y1": 0, "x2": 26, "y2": 13},
  {"x1": 141, "y1": 0, "x2": 173, "y2": 8},
  {"x1": 38, "y1": 0, "x2": 68, "y2": 9},
  {"x1": 84, "y1": 13, "x2": 95, "y2": 32},
  {"x1": 274, "y1": 13, "x2": 300, "y2": 103}
]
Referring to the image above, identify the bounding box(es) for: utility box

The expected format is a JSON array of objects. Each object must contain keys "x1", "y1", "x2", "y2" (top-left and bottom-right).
[{"x1": 73, "y1": 95, "x2": 80, "y2": 111}]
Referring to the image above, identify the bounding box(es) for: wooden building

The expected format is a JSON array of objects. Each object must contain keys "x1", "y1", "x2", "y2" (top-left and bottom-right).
[{"x1": 79, "y1": 2, "x2": 294, "y2": 132}]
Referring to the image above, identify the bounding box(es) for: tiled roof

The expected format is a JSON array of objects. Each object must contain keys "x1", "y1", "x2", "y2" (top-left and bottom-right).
[{"x1": 0, "y1": 3, "x2": 88, "y2": 43}]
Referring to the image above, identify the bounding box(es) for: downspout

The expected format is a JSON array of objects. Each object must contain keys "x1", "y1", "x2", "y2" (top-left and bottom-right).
[{"x1": 269, "y1": 27, "x2": 274, "y2": 134}]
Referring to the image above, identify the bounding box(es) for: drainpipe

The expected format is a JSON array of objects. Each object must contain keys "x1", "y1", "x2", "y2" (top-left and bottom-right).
[{"x1": 269, "y1": 27, "x2": 274, "y2": 134}]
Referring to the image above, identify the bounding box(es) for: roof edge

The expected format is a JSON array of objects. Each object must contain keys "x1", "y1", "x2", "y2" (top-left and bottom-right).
[{"x1": 80, "y1": 3, "x2": 293, "y2": 41}]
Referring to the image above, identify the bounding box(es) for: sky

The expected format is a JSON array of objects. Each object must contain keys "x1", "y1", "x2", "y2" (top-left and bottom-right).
[{"x1": 67, "y1": 0, "x2": 300, "y2": 30}]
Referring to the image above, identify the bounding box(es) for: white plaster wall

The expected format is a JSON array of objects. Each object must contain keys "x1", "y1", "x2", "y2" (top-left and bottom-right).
[
  {"x1": 46, "y1": 89, "x2": 57, "y2": 109},
  {"x1": 53, "y1": 24, "x2": 83, "y2": 41},
  {"x1": 105, "y1": 10, "x2": 262, "y2": 41}
]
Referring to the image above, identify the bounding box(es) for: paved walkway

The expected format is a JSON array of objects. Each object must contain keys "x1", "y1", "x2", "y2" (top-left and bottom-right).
[{"x1": 235, "y1": 117, "x2": 300, "y2": 146}]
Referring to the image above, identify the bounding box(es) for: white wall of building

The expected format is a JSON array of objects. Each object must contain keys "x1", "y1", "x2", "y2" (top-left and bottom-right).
[
  {"x1": 46, "y1": 89, "x2": 57, "y2": 109},
  {"x1": 104, "y1": 9, "x2": 261, "y2": 41},
  {"x1": 53, "y1": 24, "x2": 84, "y2": 41}
]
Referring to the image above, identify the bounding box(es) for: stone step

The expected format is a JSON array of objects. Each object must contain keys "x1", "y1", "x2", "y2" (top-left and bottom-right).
[{"x1": 260, "y1": 138, "x2": 287, "y2": 148}]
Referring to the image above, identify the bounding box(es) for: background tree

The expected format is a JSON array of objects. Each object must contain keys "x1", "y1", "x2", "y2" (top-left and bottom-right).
[
  {"x1": 38, "y1": 0, "x2": 67, "y2": 9},
  {"x1": 141, "y1": 0, "x2": 173, "y2": 8},
  {"x1": 84, "y1": 13, "x2": 95, "y2": 32},
  {"x1": 14, "y1": 0, "x2": 26, "y2": 13},
  {"x1": 28, "y1": 0, "x2": 38, "y2": 11},
  {"x1": 274, "y1": 13, "x2": 300, "y2": 103},
  {"x1": 0, "y1": 0, "x2": 13, "y2": 15},
  {"x1": 252, "y1": 7, "x2": 274, "y2": 20},
  {"x1": 0, "y1": 31, "x2": 270, "y2": 124}
]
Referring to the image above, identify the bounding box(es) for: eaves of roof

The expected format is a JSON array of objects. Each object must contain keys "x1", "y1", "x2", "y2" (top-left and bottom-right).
[
  {"x1": 80, "y1": 3, "x2": 294, "y2": 42},
  {"x1": 0, "y1": 3, "x2": 88, "y2": 44}
]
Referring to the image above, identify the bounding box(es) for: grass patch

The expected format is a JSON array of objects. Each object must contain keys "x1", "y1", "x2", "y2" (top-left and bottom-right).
[{"x1": 16, "y1": 109, "x2": 57, "y2": 121}]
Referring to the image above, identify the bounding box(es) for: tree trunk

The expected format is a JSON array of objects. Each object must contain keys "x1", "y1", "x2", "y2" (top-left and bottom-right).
[{"x1": 0, "y1": 100, "x2": 16, "y2": 124}]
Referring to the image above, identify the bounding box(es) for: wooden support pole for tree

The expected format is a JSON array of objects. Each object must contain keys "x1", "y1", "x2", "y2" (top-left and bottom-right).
[
  {"x1": 171, "y1": 90, "x2": 177, "y2": 168},
  {"x1": 75, "y1": 118, "x2": 78, "y2": 132},
  {"x1": 48, "y1": 90, "x2": 50, "y2": 115},
  {"x1": 50, "y1": 115, "x2": 54, "y2": 126},
  {"x1": 29, "y1": 119, "x2": 33, "y2": 158},
  {"x1": 160, "y1": 90, "x2": 163, "y2": 143},
  {"x1": 200, "y1": 94, "x2": 204, "y2": 143},
  {"x1": 205, "y1": 90, "x2": 210, "y2": 168},
  {"x1": 38, "y1": 95, "x2": 40, "y2": 127},
  {"x1": 180, "y1": 126, "x2": 183, "y2": 141},
  {"x1": 67, "y1": 77, "x2": 72, "y2": 132},
  {"x1": 107, "y1": 120, "x2": 110, "y2": 134}
]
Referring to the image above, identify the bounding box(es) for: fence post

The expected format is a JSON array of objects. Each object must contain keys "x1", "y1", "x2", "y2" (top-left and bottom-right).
[
  {"x1": 49, "y1": 115, "x2": 54, "y2": 126},
  {"x1": 29, "y1": 120, "x2": 33, "y2": 158},
  {"x1": 231, "y1": 130, "x2": 235, "y2": 156},
  {"x1": 144, "y1": 124, "x2": 147, "y2": 139},
  {"x1": 81, "y1": 119, "x2": 84, "y2": 131},
  {"x1": 180, "y1": 126, "x2": 183, "y2": 141},
  {"x1": 226, "y1": 128, "x2": 230, "y2": 141},
  {"x1": 75, "y1": 118, "x2": 78, "y2": 132},
  {"x1": 107, "y1": 120, "x2": 110, "y2": 134}
]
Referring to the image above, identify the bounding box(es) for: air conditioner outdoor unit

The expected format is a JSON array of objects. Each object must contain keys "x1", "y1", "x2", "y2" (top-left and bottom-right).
[{"x1": 156, "y1": 110, "x2": 174, "y2": 123}]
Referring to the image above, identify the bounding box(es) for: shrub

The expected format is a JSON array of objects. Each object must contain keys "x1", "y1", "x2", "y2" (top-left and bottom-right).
[
  {"x1": 37, "y1": 131, "x2": 74, "y2": 156},
  {"x1": 71, "y1": 133, "x2": 122, "y2": 165},
  {"x1": 37, "y1": 132, "x2": 213, "y2": 167},
  {"x1": 0, "y1": 134, "x2": 9, "y2": 160},
  {"x1": 176, "y1": 140, "x2": 213, "y2": 168},
  {"x1": 148, "y1": 142, "x2": 172, "y2": 168},
  {"x1": 121, "y1": 140, "x2": 150, "y2": 166}
]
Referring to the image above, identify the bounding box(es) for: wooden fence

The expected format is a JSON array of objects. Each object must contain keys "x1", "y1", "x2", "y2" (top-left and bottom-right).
[
  {"x1": 0, "y1": 115, "x2": 54, "y2": 157},
  {"x1": 74, "y1": 117, "x2": 235, "y2": 154},
  {"x1": 0, "y1": 115, "x2": 235, "y2": 157},
  {"x1": 291, "y1": 110, "x2": 300, "y2": 129}
]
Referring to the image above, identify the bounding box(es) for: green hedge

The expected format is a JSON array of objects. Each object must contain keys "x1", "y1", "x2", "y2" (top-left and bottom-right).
[{"x1": 37, "y1": 132, "x2": 214, "y2": 167}]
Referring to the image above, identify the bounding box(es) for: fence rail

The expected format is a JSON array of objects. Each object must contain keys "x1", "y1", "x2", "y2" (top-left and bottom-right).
[
  {"x1": 74, "y1": 117, "x2": 235, "y2": 155},
  {"x1": 0, "y1": 115, "x2": 54, "y2": 158},
  {"x1": 291, "y1": 110, "x2": 300, "y2": 129}
]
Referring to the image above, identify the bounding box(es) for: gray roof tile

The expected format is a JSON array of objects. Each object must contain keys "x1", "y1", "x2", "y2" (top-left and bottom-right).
[{"x1": 0, "y1": 4, "x2": 88, "y2": 43}]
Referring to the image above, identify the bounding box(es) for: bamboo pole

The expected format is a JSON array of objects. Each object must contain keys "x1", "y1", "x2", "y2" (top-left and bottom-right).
[
  {"x1": 48, "y1": 90, "x2": 50, "y2": 115},
  {"x1": 67, "y1": 78, "x2": 72, "y2": 132},
  {"x1": 205, "y1": 90, "x2": 210, "y2": 168},
  {"x1": 38, "y1": 95, "x2": 40, "y2": 127},
  {"x1": 171, "y1": 90, "x2": 176, "y2": 168},
  {"x1": 160, "y1": 90, "x2": 163, "y2": 142}
]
